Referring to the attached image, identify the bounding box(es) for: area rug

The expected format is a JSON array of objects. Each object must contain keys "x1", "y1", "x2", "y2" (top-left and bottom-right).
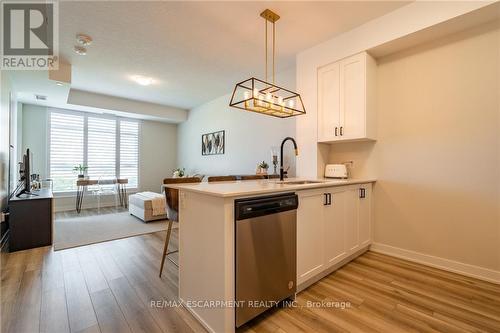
[{"x1": 54, "y1": 212, "x2": 170, "y2": 250}]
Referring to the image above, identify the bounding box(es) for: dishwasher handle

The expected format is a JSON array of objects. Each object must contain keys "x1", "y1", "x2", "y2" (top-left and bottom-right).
[{"x1": 235, "y1": 193, "x2": 298, "y2": 220}]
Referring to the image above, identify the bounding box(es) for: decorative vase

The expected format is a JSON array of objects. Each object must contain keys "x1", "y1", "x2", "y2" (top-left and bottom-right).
[
  {"x1": 271, "y1": 147, "x2": 279, "y2": 175},
  {"x1": 256, "y1": 167, "x2": 269, "y2": 175}
]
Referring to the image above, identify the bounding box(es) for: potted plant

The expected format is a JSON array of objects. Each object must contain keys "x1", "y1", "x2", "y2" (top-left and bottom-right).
[
  {"x1": 73, "y1": 164, "x2": 88, "y2": 179},
  {"x1": 173, "y1": 167, "x2": 186, "y2": 178},
  {"x1": 258, "y1": 161, "x2": 269, "y2": 175}
]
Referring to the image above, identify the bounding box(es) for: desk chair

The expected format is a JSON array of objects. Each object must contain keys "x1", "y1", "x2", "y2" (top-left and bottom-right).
[{"x1": 91, "y1": 177, "x2": 119, "y2": 213}]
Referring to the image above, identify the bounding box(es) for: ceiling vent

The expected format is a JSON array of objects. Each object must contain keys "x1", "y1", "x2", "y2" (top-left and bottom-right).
[{"x1": 35, "y1": 94, "x2": 47, "y2": 101}]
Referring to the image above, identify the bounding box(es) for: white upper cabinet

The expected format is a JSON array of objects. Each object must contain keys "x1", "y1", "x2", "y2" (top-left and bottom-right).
[
  {"x1": 318, "y1": 62, "x2": 340, "y2": 142},
  {"x1": 317, "y1": 52, "x2": 377, "y2": 143}
]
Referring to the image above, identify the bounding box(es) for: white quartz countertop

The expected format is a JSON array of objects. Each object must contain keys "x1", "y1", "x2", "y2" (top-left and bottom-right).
[{"x1": 164, "y1": 178, "x2": 376, "y2": 198}]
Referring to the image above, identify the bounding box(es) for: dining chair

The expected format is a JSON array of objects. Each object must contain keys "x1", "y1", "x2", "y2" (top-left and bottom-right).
[
  {"x1": 160, "y1": 176, "x2": 202, "y2": 277},
  {"x1": 240, "y1": 175, "x2": 266, "y2": 180},
  {"x1": 207, "y1": 175, "x2": 237, "y2": 182}
]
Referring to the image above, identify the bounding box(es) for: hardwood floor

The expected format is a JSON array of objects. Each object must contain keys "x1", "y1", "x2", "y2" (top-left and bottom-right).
[
  {"x1": 241, "y1": 252, "x2": 500, "y2": 333},
  {"x1": 2, "y1": 229, "x2": 499, "y2": 333},
  {"x1": 1, "y1": 229, "x2": 195, "y2": 333}
]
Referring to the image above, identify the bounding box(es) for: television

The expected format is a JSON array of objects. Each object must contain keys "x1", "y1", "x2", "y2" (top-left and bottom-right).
[{"x1": 16, "y1": 148, "x2": 33, "y2": 197}]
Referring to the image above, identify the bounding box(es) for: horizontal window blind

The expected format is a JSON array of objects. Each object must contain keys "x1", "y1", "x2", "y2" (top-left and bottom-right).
[
  {"x1": 50, "y1": 112, "x2": 84, "y2": 192},
  {"x1": 120, "y1": 121, "x2": 139, "y2": 188},
  {"x1": 49, "y1": 110, "x2": 140, "y2": 193},
  {"x1": 87, "y1": 117, "x2": 116, "y2": 190}
]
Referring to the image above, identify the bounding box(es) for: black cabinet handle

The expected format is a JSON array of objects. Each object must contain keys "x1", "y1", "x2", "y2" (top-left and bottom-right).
[
  {"x1": 340, "y1": 126, "x2": 343, "y2": 136},
  {"x1": 335, "y1": 127, "x2": 338, "y2": 136},
  {"x1": 359, "y1": 188, "x2": 366, "y2": 199},
  {"x1": 323, "y1": 193, "x2": 332, "y2": 205}
]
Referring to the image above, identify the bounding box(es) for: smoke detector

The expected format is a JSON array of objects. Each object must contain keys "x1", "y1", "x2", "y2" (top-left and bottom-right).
[
  {"x1": 74, "y1": 45, "x2": 87, "y2": 55},
  {"x1": 76, "y1": 34, "x2": 93, "y2": 46}
]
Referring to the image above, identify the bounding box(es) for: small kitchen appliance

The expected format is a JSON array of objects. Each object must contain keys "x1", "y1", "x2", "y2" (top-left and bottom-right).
[{"x1": 325, "y1": 164, "x2": 348, "y2": 179}]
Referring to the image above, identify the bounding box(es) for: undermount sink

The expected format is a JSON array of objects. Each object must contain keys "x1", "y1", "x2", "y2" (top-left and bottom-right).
[{"x1": 279, "y1": 180, "x2": 325, "y2": 185}]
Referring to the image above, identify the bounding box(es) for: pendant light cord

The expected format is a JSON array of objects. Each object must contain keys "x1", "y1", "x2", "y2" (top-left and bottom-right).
[
  {"x1": 263, "y1": 12, "x2": 276, "y2": 84},
  {"x1": 273, "y1": 21, "x2": 275, "y2": 84},
  {"x1": 265, "y1": 18, "x2": 268, "y2": 82}
]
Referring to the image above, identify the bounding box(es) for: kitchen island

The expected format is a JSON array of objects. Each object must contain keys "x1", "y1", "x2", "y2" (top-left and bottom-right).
[{"x1": 167, "y1": 178, "x2": 375, "y2": 333}]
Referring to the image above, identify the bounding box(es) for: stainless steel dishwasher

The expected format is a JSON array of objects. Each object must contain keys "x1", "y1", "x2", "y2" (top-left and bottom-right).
[{"x1": 235, "y1": 192, "x2": 298, "y2": 327}]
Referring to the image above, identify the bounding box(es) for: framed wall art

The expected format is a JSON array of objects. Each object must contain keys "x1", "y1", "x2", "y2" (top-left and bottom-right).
[{"x1": 202, "y1": 130, "x2": 225, "y2": 155}]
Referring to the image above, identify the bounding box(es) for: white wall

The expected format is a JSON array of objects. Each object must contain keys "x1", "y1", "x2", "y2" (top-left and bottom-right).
[
  {"x1": 16, "y1": 103, "x2": 23, "y2": 163},
  {"x1": 178, "y1": 67, "x2": 297, "y2": 177},
  {"x1": 295, "y1": 2, "x2": 499, "y2": 281},
  {"x1": 22, "y1": 104, "x2": 48, "y2": 179},
  {"x1": 329, "y1": 23, "x2": 500, "y2": 275},
  {"x1": 20, "y1": 104, "x2": 178, "y2": 211},
  {"x1": 296, "y1": 1, "x2": 495, "y2": 178},
  {"x1": 139, "y1": 120, "x2": 177, "y2": 192},
  {"x1": 0, "y1": 72, "x2": 12, "y2": 219},
  {"x1": 0, "y1": 72, "x2": 20, "y2": 242}
]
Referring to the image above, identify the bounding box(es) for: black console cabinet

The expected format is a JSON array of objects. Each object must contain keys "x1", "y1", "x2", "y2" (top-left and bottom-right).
[{"x1": 8, "y1": 189, "x2": 53, "y2": 251}]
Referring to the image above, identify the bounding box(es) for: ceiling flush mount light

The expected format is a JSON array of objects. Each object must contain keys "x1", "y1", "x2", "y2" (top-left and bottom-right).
[
  {"x1": 74, "y1": 45, "x2": 87, "y2": 55},
  {"x1": 230, "y1": 9, "x2": 305, "y2": 118},
  {"x1": 130, "y1": 75, "x2": 155, "y2": 86}
]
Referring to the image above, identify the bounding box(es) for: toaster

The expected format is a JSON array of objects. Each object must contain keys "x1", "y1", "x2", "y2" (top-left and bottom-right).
[{"x1": 325, "y1": 164, "x2": 348, "y2": 179}]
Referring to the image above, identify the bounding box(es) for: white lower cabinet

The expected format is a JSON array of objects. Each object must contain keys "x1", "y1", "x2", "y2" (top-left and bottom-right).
[
  {"x1": 297, "y1": 190, "x2": 326, "y2": 283},
  {"x1": 297, "y1": 183, "x2": 372, "y2": 285},
  {"x1": 343, "y1": 187, "x2": 359, "y2": 254},
  {"x1": 324, "y1": 187, "x2": 346, "y2": 266},
  {"x1": 358, "y1": 184, "x2": 372, "y2": 247}
]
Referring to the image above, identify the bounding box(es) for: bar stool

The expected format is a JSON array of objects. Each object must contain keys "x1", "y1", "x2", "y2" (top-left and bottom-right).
[
  {"x1": 207, "y1": 175, "x2": 237, "y2": 182},
  {"x1": 159, "y1": 176, "x2": 202, "y2": 277},
  {"x1": 240, "y1": 175, "x2": 266, "y2": 180}
]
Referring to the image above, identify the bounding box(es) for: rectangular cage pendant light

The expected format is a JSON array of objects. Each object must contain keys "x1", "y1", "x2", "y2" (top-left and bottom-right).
[
  {"x1": 229, "y1": 9, "x2": 306, "y2": 118},
  {"x1": 230, "y1": 77, "x2": 305, "y2": 118}
]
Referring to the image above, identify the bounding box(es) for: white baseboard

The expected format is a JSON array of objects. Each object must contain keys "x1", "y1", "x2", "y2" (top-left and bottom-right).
[
  {"x1": 55, "y1": 200, "x2": 118, "y2": 212},
  {"x1": 297, "y1": 245, "x2": 370, "y2": 292},
  {"x1": 54, "y1": 195, "x2": 124, "y2": 212},
  {"x1": 179, "y1": 297, "x2": 216, "y2": 333},
  {"x1": 370, "y1": 243, "x2": 500, "y2": 284}
]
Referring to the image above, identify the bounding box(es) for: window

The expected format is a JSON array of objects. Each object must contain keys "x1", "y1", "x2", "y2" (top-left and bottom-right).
[
  {"x1": 49, "y1": 112, "x2": 84, "y2": 192},
  {"x1": 87, "y1": 117, "x2": 116, "y2": 180},
  {"x1": 119, "y1": 121, "x2": 139, "y2": 188},
  {"x1": 49, "y1": 110, "x2": 140, "y2": 193}
]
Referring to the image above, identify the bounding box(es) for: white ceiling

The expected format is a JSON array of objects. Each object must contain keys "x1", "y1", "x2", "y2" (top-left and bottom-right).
[
  {"x1": 10, "y1": 1, "x2": 411, "y2": 114},
  {"x1": 54, "y1": 1, "x2": 409, "y2": 110}
]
